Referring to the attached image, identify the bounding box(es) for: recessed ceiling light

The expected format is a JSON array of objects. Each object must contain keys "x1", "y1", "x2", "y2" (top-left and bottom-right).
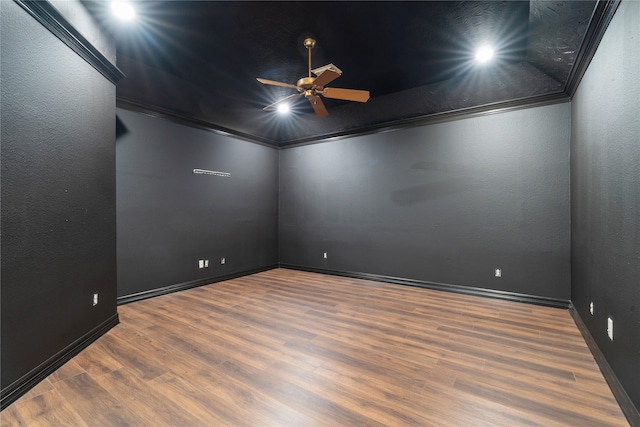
[
  {"x1": 475, "y1": 45, "x2": 494, "y2": 63},
  {"x1": 111, "y1": 1, "x2": 135, "y2": 21},
  {"x1": 277, "y1": 103, "x2": 290, "y2": 115}
]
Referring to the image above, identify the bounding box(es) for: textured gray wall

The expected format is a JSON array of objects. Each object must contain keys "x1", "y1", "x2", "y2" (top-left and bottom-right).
[
  {"x1": 280, "y1": 103, "x2": 571, "y2": 300},
  {"x1": 571, "y1": 0, "x2": 640, "y2": 411},
  {"x1": 1, "y1": 0, "x2": 116, "y2": 390},
  {"x1": 116, "y1": 109, "x2": 279, "y2": 298}
]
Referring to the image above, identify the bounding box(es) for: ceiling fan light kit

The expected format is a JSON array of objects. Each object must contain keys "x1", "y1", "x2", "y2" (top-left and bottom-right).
[{"x1": 257, "y1": 38, "x2": 370, "y2": 117}]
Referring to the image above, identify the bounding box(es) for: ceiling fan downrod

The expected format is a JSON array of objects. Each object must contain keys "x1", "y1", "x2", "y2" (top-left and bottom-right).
[{"x1": 303, "y1": 37, "x2": 316, "y2": 78}]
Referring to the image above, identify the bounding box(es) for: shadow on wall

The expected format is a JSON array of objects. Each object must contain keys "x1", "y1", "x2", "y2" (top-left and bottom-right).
[
  {"x1": 116, "y1": 115, "x2": 129, "y2": 139},
  {"x1": 390, "y1": 177, "x2": 475, "y2": 206}
]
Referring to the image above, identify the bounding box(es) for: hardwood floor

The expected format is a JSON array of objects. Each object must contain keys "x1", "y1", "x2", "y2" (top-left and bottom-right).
[{"x1": 1, "y1": 269, "x2": 629, "y2": 426}]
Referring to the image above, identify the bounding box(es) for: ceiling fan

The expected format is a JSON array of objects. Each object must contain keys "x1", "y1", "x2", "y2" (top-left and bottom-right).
[{"x1": 257, "y1": 38, "x2": 370, "y2": 117}]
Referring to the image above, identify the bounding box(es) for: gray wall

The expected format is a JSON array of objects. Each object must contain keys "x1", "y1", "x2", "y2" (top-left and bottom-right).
[
  {"x1": 280, "y1": 103, "x2": 571, "y2": 301},
  {"x1": 571, "y1": 0, "x2": 640, "y2": 411},
  {"x1": 116, "y1": 109, "x2": 278, "y2": 299},
  {"x1": 1, "y1": 0, "x2": 117, "y2": 396}
]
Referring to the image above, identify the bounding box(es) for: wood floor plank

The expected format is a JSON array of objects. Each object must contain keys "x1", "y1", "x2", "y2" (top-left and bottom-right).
[
  {"x1": 71, "y1": 339, "x2": 123, "y2": 377},
  {"x1": 148, "y1": 372, "x2": 256, "y2": 427},
  {"x1": 51, "y1": 373, "x2": 147, "y2": 426},
  {"x1": 440, "y1": 325, "x2": 598, "y2": 374},
  {"x1": 95, "y1": 332, "x2": 169, "y2": 381},
  {"x1": 0, "y1": 406, "x2": 28, "y2": 427},
  {"x1": 2, "y1": 268, "x2": 629, "y2": 426},
  {"x1": 219, "y1": 358, "x2": 372, "y2": 426},
  {"x1": 273, "y1": 359, "x2": 442, "y2": 427},
  {"x1": 0, "y1": 389, "x2": 87, "y2": 427},
  {"x1": 10, "y1": 379, "x2": 54, "y2": 403},
  {"x1": 140, "y1": 322, "x2": 232, "y2": 367},
  {"x1": 92, "y1": 369, "x2": 206, "y2": 427},
  {"x1": 468, "y1": 365, "x2": 625, "y2": 424},
  {"x1": 454, "y1": 376, "x2": 626, "y2": 426},
  {"x1": 189, "y1": 368, "x2": 319, "y2": 427},
  {"x1": 47, "y1": 360, "x2": 86, "y2": 384}
]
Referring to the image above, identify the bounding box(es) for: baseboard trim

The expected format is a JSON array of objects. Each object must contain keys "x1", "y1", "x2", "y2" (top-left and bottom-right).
[
  {"x1": 570, "y1": 305, "x2": 640, "y2": 426},
  {"x1": 1, "y1": 313, "x2": 119, "y2": 410},
  {"x1": 117, "y1": 264, "x2": 279, "y2": 305},
  {"x1": 279, "y1": 264, "x2": 570, "y2": 309}
]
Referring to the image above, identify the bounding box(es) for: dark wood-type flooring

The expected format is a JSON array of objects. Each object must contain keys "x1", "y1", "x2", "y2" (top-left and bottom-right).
[{"x1": 1, "y1": 269, "x2": 629, "y2": 426}]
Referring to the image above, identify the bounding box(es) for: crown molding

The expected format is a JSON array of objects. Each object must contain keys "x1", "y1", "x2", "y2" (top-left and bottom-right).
[
  {"x1": 14, "y1": 0, "x2": 125, "y2": 84},
  {"x1": 564, "y1": 0, "x2": 622, "y2": 97},
  {"x1": 116, "y1": 98, "x2": 279, "y2": 148}
]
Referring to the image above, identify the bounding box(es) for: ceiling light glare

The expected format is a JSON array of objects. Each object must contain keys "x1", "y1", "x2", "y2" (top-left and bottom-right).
[
  {"x1": 111, "y1": 1, "x2": 136, "y2": 21},
  {"x1": 277, "y1": 103, "x2": 290, "y2": 115},
  {"x1": 475, "y1": 45, "x2": 494, "y2": 63}
]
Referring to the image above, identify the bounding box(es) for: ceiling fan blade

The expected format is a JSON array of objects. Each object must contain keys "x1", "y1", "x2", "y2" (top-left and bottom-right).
[
  {"x1": 308, "y1": 95, "x2": 328, "y2": 117},
  {"x1": 256, "y1": 78, "x2": 299, "y2": 91},
  {"x1": 312, "y1": 69, "x2": 341, "y2": 88},
  {"x1": 322, "y1": 87, "x2": 370, "y2": 103},
  {"x1": 263, "y1": 93, "x2": 302, "y2": 111}
]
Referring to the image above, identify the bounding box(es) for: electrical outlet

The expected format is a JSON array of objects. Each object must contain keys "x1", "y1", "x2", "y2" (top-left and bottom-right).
[
  {"x1": 221, "y1": 257, "x2": 226, "y2": 265},
  {"x1": 323, "y1": 252, "x2": 327, "y2": 259},
  {"x1": 589, "y1": 302, "x2": 594, "y2": 315},
  {"x1": 198, "y1": 260, "x2": 204, "y2": 269},
  {"x1": 93, "y1": 293, "x2": 98, "y2": 306},
  {"x1": 204, "y1": 259, "x2": 209, "y2": 268},
  {"x1": 607, "y1": 317, "x2": 614, "y2": 340},
  {"x1": 495, "y1": 268, "x2": 502, "y2": 278}
]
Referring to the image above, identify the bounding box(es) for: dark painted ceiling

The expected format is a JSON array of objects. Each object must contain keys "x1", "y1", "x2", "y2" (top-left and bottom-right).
[{"x1": 95, "y1": 1, "x2": 598, "y2": 145}]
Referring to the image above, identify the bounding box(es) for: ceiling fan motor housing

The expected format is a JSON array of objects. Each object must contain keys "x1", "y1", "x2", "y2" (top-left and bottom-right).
[{"x1": 297, "y1": 77, "x2": 316, "y2": 89}]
